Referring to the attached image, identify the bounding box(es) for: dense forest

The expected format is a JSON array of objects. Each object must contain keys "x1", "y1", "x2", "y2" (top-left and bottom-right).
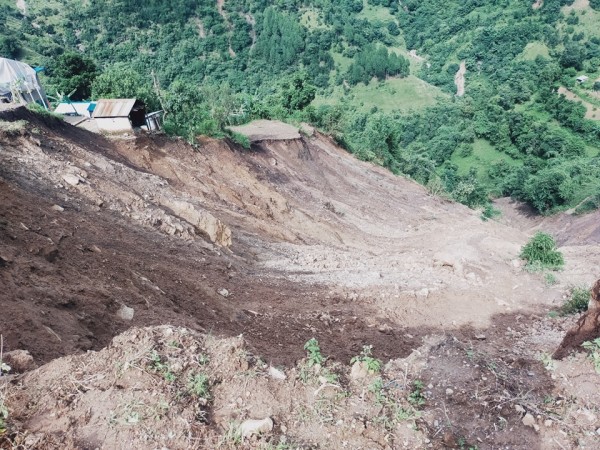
[{"x1": 2, "y1": 0, "x2": 600, "y2": 215}]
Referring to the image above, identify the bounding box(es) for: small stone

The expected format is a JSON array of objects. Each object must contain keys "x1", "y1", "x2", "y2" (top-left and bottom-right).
[
  {"x1": 217, "y1": 288, "x2": 229, "y2": 298},
  {"x1": 522, "y1": 413, "x2": 535, "y2": 427},
  {"x1": 475, "y1": 334, "x2": 486, "y2": 340},
  {"x1": 117, "y1": 304, "x2": 134, "y2": 321},
  {"x1": 350, "y1": 361, "x2": 369, "y2": 380},
  {"x1": 51, "y1": 204, "x2": 65, "y2": 212},
  {"x1": 268, "y1": 366, "x2": 286, "y2": 381},
  {"x1": 445, "y1": 388, "x2": 454, "y2": 396},
  {"x1": 62, "y1": 173, "x2": 81, "y2": 186},
  {"x1": 544, "y1": 419, "x2": 553, "y2": 427},
  {"x1": 596, "y1": 427, "x2": 600, "y2": 435},
  {"x1": 515, "y1": 404, "x2": 526, "y2": 413},
  {"x1": 239, "y1": 417, "x2": 274, "y2": 439}
]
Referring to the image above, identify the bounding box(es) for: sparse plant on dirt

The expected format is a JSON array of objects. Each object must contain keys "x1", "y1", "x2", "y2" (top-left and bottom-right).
[
  {"x1": 197, "y1": 353, "x2": 210, "y2": 366},
  {"x1": 582, "y1": 338, "x2": 600, "y2": 374},
  {"x1": 520, "y1": 232, "x2": 564, "y2": 271},
  {"x1": 480, "y1": 204, "x2": 501, "y2": 221},
  {"x1": 0, "y1": 119, "x2": 27, "y2": 136},
  {"x1": 188, "y1": 373, "x2": 210, "y2": 399},
  {"x1": 368, "y1": 377, "x2": 420, "y2": 429},
  {"x1": 561, "y1": 286, "x2": 590, "y2": 315},
  {"x1": 148, "y1": 350, "x2": 176, "y2": 382},
  {"x1": 408, "y1": 380, "x2": 426, "y2": 407},
  {"x1": 540, "y1": 352, "x2": 556, "y2": 371},
  {"x1": 544, "y1": 272, "x2": 558, "y2": 286},
  {"x1": 219, "y1": 421, "x2": 243, "y2": 446},
  {"x1": 351, "y1": 345, "x2": 382, "y2": 373},
  {"x1": 304, "y1": 338, "x2": 324, "y2": 367}
]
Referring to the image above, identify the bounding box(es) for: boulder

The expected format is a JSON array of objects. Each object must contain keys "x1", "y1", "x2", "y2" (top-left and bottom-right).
[{"x1": 162, "y1": 200, "x2": 232, "y2": 247}]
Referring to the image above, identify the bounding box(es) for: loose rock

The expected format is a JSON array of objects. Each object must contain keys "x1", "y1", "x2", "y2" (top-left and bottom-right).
[
  {"x1": 62, "y1": 173, "x2": 81, "y2": 186},
  {"x1": 522, "y1": 413, "x2": 536, "y2": 428},
  {"x1": 239, "y1": 417, "x2": 273, "y2": 439},
  {"x1": 117, "y1": 304, "x2": 134, "y2": 321},
  {"x1": 217, "y1": 288, "x2": 229, "y2": 298},
  {"x1": 268, "y1": 366, "x2": 286, "y2": 380}
]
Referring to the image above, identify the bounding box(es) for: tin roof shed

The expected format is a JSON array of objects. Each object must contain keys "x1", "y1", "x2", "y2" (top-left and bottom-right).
[{"x1": 93, "y1": 99, "x2": 146, "y2": 129}]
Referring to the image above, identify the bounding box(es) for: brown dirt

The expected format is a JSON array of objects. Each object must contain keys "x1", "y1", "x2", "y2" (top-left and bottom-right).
[{"x1": 1, "y1": 108, "x2": 600, "y2": 448}]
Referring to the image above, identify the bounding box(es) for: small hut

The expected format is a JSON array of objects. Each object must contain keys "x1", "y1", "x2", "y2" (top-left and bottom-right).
[{"x1": 92, "y1": 99, "x2": 146, "y2": 133}]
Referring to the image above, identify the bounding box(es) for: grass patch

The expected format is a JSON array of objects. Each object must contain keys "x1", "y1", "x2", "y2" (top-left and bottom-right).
[
  {"x1": 520, "y1": 232, "x2": 564, "y2": 271},
  {"x1": 451, "y1": 138, "x2": 521, "y2": 181},
  {"x1": 313, "y1": 76, "x2": 447, "y2": 113},
  {"x1": 519, "y1": 41, "x2": 550, "y2": 60}
]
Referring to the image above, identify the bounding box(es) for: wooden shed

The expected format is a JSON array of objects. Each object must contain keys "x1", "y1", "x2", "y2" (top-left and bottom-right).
[{"x1": 92, "y1": 99, "x2": 146, "y2": 133}]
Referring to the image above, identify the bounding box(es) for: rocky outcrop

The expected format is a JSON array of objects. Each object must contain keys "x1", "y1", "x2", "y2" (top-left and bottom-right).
[
  {"x1": 554, "y1": 280, "x2": 600, "y2": 359},
  {"x1": 161, "y1": 199, "x2": 232, "y2": 247}
]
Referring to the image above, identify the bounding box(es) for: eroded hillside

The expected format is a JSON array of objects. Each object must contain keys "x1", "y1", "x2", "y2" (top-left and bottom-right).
[{"x1": 1, "y1": 108, "x2": 600, "y2": 449}]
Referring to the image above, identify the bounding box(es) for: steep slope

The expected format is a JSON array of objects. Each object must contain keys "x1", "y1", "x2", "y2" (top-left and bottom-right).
[{"x1": 1, "y1": 108, "x2": 600, "y2": 449}]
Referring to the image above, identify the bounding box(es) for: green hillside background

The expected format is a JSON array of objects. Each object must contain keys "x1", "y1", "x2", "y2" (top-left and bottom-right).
[{"x1": 2, "y1": 0, "x2": 600, "y2": 215}]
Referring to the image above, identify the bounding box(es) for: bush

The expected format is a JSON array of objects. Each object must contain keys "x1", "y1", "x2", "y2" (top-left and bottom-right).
[
  {"x1": 228, "y1": 131, "x2": 250, "y2": 149},
  {"x1": 520, "y1": 232, "x2": 564, "y2": 270},
  {"x1": 561, "y1": 286, "x2": 590, "y2": 315}
]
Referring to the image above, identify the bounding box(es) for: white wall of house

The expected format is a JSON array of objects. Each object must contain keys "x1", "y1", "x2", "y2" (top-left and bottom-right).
[{"x1": 95, "y1": 117, "x2": 132, "y2": 133}]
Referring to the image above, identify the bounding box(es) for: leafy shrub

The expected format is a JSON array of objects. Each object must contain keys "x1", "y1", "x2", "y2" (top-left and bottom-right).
[
  {"x1": 561, "y1": 286, "x2": 590, "y2": 315},
  {"x1": 520, "y1": 232, "x2": 564, "y2": 270},
  {"x1": 303, "y1": 338, "x2": 324, "y2": 367},
  {"x1": 480, "y1": 204, "x2": 501, "y2": 221}
]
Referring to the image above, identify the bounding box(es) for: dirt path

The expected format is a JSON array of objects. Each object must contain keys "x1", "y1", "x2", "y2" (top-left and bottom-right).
[
  {"x1": 216, "y1": 0, "x2": 236, "y2": 57},
  {"x1": 454, "y1": 60, "x2": 466, "y2": 97}
]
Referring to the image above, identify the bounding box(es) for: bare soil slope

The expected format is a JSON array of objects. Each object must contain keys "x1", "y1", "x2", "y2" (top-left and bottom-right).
[{"x1": 1, "y1": 108, "x2": 600, "y2": 449}]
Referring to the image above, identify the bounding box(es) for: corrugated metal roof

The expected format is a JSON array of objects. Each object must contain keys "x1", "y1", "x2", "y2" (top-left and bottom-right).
[{"x1": 93, "y1": 99, "x2": 137, "y2": 118}]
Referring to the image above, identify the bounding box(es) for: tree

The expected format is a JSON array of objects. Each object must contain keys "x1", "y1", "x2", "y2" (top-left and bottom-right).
[
  {"x1": 47, "y1": 52, "x2": 98, "y2": 101},
  {"x1": 280, "y1": 72, "x2": 316, "y2": 112},
  {"x1": 92, "y1": 65, "x2": 158, "y2": 110}
]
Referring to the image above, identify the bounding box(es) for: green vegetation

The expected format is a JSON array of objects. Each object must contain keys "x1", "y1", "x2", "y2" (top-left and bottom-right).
[
  {"x1": 148, "y1": 350, "x2": 176, "y2": 383},
  {"x1": 303, "y1": 338, "x2": 324, "y2": 367},
  {"x1": 582, "y1": 338, "x2": 600, "y2": 374},
  {"x1": 350, "y1": 345, "x2": 382, "y2": 373},
  {"x1": 520, "y1": 232, "x2": 564, "y2": 271},
  {"x1": 2, "y1": 0, "x2": 600, "y2": 214},
  {"x1": 561, "y1": 286, "x2": 591, "y2": 315},
  {"x1": 188, "y1": 373, "x2": 210, "y2": 399}
]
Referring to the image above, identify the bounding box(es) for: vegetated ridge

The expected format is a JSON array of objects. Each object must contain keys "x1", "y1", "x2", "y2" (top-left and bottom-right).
[{"x1": 1, "y1": 0, "x2": 600, "y2": 214}]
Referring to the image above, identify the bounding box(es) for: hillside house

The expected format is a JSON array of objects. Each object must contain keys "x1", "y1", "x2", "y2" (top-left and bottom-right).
[
  {"x1": 92, "y1": 98, "x2": 146, "y2": 133},
  {"x1": 576, "y1": 75, "x2": 589, "y2": 83}
]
